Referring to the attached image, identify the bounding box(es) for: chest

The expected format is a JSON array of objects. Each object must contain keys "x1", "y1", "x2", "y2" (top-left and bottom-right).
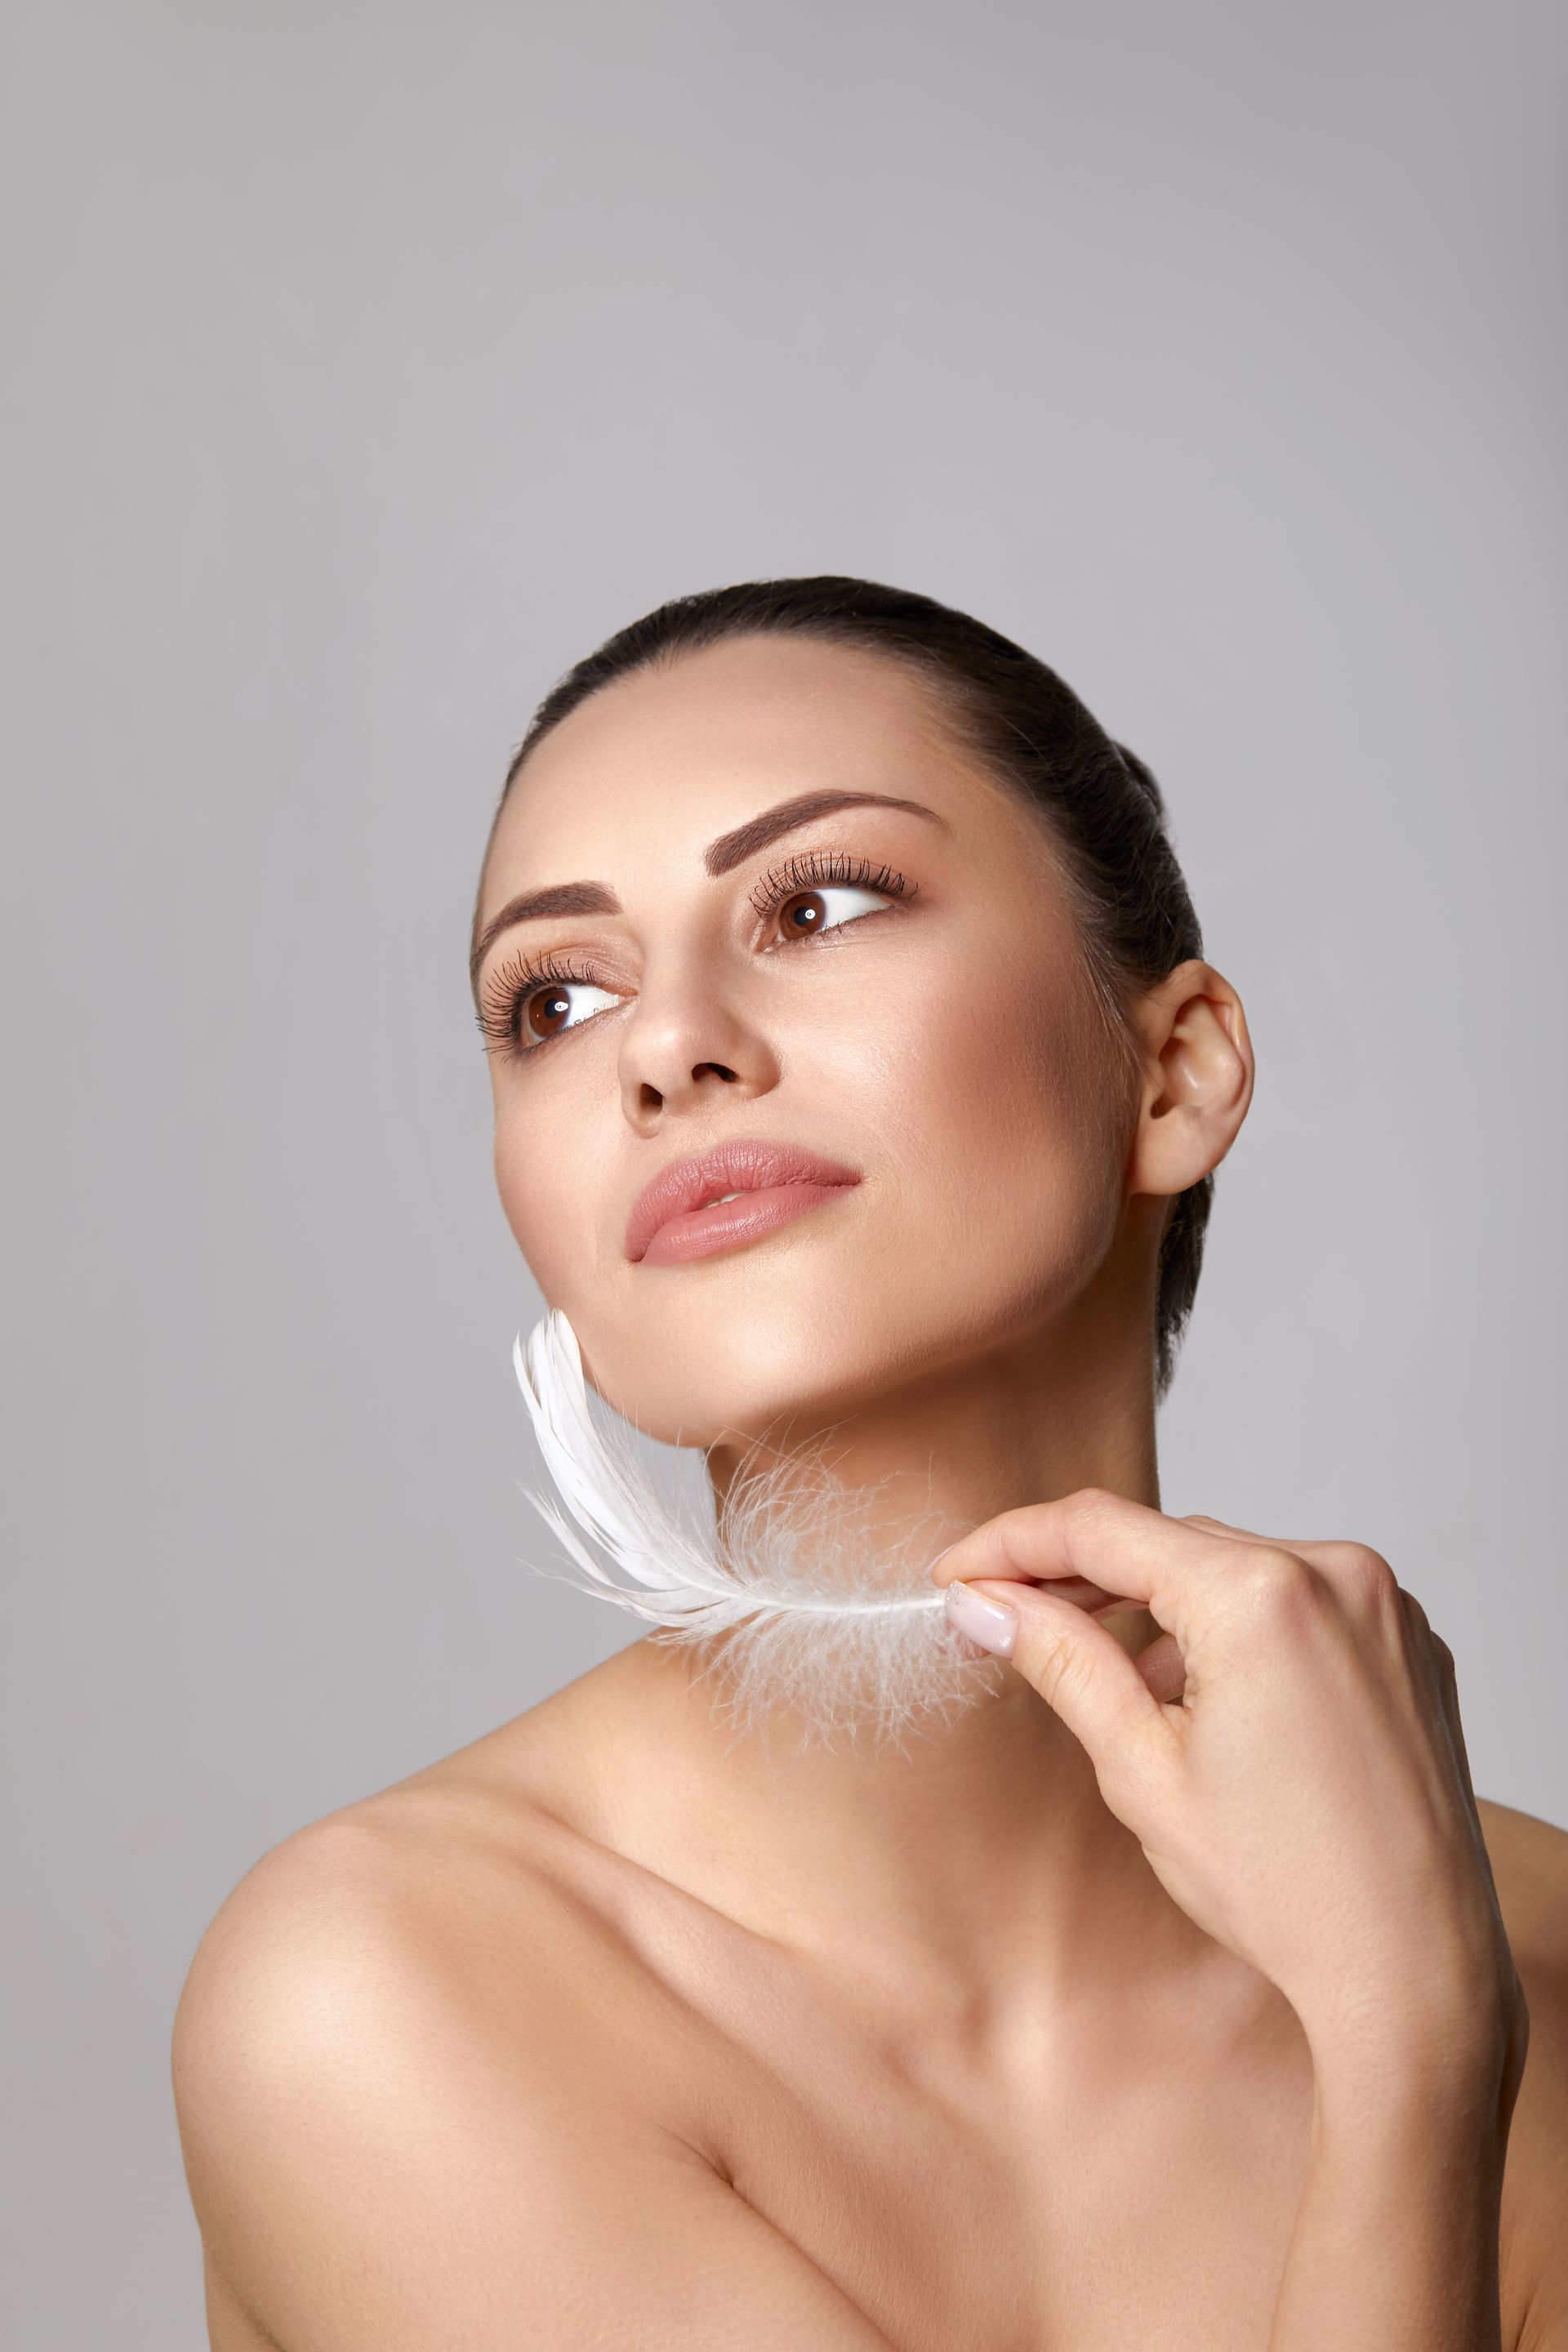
[{"x1": 614, "y1": 1907, "x2": 1316, "y2": 2351}]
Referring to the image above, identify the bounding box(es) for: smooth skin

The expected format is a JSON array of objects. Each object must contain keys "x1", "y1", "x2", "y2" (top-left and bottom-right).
[
  {"x1": 936, "y1": 1496, "x2": 1530, "y2": 2350},
  {"x1": 172, "y1": 634, "x2": 1568, "y2": 2350}
]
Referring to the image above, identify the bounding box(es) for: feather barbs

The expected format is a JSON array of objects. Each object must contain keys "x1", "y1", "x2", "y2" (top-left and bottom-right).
[{"x1": 510, "y1": 1308, "x2": 1000, "y2": 1752}]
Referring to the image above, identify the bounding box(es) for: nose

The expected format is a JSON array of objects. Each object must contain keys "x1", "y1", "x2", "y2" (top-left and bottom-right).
[{"x1": 617, "y1": 960, "x2": 781, "y2": 1134}]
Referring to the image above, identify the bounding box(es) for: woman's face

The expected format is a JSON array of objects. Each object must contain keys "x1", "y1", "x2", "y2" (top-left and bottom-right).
[{"x1": 474, "y1": 634, "x2": 1134, "y2": 1449}]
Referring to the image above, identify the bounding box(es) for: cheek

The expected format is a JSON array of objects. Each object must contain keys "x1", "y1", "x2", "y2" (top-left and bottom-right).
[
  {"x1": 491, "y1": 1089, "x2": 602, "y2": 1309},
  {"x1": 852, "y1": 933, "x2": 1120, "y2": 1261}
]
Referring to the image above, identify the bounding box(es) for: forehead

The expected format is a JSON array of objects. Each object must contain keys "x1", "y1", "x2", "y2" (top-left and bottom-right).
[{"x1": 479, "y1": 633, "x2": 1031, "y2": 910}]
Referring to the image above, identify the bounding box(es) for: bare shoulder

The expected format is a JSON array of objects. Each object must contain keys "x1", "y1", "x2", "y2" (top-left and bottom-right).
[
  {"x1": 173, "y1": 1668, "x2": 644, "y2": 2144},
  {"x1": 172, "y1": 1707, "x2": 889, "y2": 2351},
  {"x1": 171, "y1": 1784, "x2": 581, "y2": 2346},
  {"x1": 172, "y1": 1784, "x2": 566, "y2": 2101},
  {"x1": 1478, "y1": 1800, "x2": 1568, "y2": 2349},
  {"x1": 174, "y1": 1758, "x2": 573, "y2": 2095}
]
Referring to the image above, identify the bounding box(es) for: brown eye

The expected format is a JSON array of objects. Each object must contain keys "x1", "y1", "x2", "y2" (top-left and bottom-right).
[
  {"x1": 771, "y1": 882, "x2": 894, "y2": 945},
  {"x1": 780, "y1": 890, "x2": 829, "y2": 937},
  {"x1": 526, "y1": 986, "x2": 573, "y2": 1043},
  {"x1": 513, "y1": 977, "x2": 620, "y2": 1053}
]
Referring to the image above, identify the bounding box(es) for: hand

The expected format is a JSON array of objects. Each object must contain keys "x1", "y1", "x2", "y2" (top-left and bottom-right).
[{"x1": 932, "y1": 1491, "x2": 1525, "y2": 2082}]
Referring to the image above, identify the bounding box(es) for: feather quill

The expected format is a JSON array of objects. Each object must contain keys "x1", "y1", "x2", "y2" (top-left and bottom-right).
[{"x1": 511, "y1": 1307, "x2": 1004, "y2": 1752}]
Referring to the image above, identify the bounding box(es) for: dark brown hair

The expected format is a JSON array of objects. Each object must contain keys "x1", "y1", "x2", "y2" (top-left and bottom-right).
[{"x1": 479, "y1": 575, "x2": 1213, "y2": 1403}]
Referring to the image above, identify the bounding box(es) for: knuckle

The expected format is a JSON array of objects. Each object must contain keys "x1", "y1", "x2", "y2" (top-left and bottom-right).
[
  {"x1": 1059, "y1": 1486, "x2": 1125, "y2": 1555},
  {"x1": 1330, "y1": 1541, "x2": 1399, "y2": 1609},
  {"x1": 1231, "y1": 1544, "x2": 1312, "y2": 1615},
  {"x1": 1398, "y1": 1585, "x2": 1432, "y2": 1637},
  {"x1": 1066, "y1": 1485, "x2": 1123, "y2": 1527},
  {"x1": 1431, "y1": 1630, "x2": 1457, "y2": 1678}
]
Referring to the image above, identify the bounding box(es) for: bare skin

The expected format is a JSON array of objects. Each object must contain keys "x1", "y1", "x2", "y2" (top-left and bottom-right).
[{"x1": 173, "y1": 635, "x2": 1568, "y2": 2347}]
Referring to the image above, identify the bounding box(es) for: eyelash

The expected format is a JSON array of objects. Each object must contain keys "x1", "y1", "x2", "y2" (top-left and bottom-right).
[{"x1": 475, "y1": 848, "x2": 918, "y2": 1062}]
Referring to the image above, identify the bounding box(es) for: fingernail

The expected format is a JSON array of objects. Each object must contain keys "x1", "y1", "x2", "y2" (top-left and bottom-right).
[{"x1": 945, "y1": 1580, "x2": 1018, "y2": 1657}]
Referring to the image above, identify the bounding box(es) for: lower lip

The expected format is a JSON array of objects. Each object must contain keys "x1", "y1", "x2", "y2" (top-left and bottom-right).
[{"x1": 639, "y1": 1181, "x2": 860, "y2": 1267}]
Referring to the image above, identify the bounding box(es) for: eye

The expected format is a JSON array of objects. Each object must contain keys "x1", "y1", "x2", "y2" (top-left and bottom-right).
[
  {"x1": 751, "y1": 849, "x2": 917, "y2": 943},
  {"x1": 477, "y1": 947, "x2": 623, "y2": 1061},
  {"x1": 773, "y1": 883, "x2": 894, "y2": 942},
  {"x1": 517, "y1": 977, "x2": 620, "y2": 1049}
]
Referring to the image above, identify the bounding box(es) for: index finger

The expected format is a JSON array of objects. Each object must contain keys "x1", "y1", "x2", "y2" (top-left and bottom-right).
[{"x1": 929, "y1": 1486, "x2": 1246, "y2": 1647}]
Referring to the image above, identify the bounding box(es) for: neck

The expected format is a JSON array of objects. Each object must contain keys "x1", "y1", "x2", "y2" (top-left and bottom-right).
[
  {"x1": 569, "y1": 1272, "x2": 1210, "y2": 2025},
  {"x1": 593, "y1": 1633, "x2": 1208, "y2": 2026},
  {"x1": 706, "y1": 1268, "x2": 1165, "y2": 1535}
]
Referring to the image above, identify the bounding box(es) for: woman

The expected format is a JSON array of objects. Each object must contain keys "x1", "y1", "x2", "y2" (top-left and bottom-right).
[{"x1": 173, "y1": 577, "x2": 1567, "y2": 2350}]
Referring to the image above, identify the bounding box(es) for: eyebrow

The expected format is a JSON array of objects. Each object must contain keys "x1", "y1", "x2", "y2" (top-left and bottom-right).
[{"x1": 469, "y1": 788, "x2": 946, "y2": 993}]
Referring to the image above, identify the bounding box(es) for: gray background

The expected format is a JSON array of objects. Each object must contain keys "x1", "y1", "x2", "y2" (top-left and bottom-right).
[{"x1": 3, "y1": 1, "x2": 1563, "y2": 2342}]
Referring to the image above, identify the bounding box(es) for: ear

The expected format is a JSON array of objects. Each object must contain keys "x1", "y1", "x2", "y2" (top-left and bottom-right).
[{"x1": 1125, "y1": 959, "x2": 1254, "y2": 1200}]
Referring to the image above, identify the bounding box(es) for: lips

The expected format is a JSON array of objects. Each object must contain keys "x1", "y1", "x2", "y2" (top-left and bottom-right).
[{"x1": 624, "y1": 1138, "x2": 862, "y2": 1267}]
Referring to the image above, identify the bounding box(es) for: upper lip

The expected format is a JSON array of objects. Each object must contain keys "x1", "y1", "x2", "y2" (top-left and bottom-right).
[{"x1": 624, "y1": 1137, "x2": 862, "y2": 1263}]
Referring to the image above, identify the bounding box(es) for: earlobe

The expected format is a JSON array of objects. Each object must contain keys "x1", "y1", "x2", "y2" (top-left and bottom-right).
[{"x1": 1126, "y1": 961, "x2": 1254, "y2": 1199}]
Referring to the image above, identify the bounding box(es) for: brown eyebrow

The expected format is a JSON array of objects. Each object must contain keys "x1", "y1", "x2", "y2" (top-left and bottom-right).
[
  {"x1": 702, "y1": 789, "x2": 946, "y2": 875},
  {"x1": 470, "y1": 789, "x2": 945, "y2": 996},
  {"x1": 469, "y1": 882, "x2": 621, "y2": 993}
]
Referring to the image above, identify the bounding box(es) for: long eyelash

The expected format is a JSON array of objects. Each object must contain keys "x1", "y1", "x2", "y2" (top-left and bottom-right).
[
  {"x1": 478, "y1": 851, "x2": 917, "y2": 1058},
  {"x1": 474, "y1": 946, "x2": 598, "y2": 1058},
  {"x1": 749, "y1": 849, "x2": 918, "y2": 924}
]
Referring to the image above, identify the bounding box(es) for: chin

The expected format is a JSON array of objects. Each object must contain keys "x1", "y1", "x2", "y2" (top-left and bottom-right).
[
  {"x1": 564, "y1": 1293, "x2": 877, "y2": 1451},
  {"x1": 542, "y1": 1246, "x2": 860, "y2": 1450},
  {"x1": 563, "y1": 1258, "x2": 1020, "y2": 1453}
]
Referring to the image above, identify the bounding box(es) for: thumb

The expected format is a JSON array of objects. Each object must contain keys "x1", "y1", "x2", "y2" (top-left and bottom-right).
[{"x1": 956, "y1": 1578, "x2": 1174, "y2": 1804}]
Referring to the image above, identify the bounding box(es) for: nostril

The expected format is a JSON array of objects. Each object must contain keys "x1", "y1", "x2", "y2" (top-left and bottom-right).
[{"x1": 696, "y1": 1062, "x2": 739, "y2": 1084}]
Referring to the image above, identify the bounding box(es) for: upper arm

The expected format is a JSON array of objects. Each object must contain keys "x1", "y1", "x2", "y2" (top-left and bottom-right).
[
  {"x1": 172, "y1": 1820, "x2": 891, "y2": 2352},
  {"x1": 1481, "y1": 1803, "x2": 1568, "y2": 2351}
]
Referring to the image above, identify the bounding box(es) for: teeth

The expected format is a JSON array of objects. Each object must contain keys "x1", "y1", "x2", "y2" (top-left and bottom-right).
[{"x1": 706, "y1": 1191, "x2": 745, "y2": 1206}]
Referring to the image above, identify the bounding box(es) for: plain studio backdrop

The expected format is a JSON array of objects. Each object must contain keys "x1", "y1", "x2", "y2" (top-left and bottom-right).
[{"x1": 2, "y1": 1, "x2": 1564, "y2": 2342}]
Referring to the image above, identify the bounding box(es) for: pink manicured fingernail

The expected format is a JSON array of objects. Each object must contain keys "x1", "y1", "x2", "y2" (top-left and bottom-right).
[{"x1": 945, "y1": 1580, "x2": 1018, "y2": 1657}]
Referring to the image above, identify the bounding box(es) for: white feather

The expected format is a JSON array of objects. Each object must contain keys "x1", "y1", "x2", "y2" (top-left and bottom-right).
[{"x1": 510, "y1": 1307, "x2": 1005, "y2": 1752}]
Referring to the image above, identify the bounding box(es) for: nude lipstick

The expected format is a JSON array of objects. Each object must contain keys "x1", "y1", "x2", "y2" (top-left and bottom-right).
[{"x1": 623, "y1": 1138, "x2": 862, "y2": 1268}]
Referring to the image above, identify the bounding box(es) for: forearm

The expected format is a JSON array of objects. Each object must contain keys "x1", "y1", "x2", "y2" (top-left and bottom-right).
[{"x1": 1268, "y1": 2033, "x2": 1515, "y2": 2352}]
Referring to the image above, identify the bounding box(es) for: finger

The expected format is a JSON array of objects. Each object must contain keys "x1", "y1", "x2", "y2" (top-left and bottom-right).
[
  {"x1": 931, "y1": 1488, "x2": 1244, "y2": 1653},
  {"x1": 955, "y1": 1578, "x2": 1176, "y2": 1809},
  {"x1": 1005, "y1": 1573, "x2": 1134, "y2": 1613},
  {"x1": 1134, "y1": 1629, "x2": 1187, "y2": 1704},
  {"x1": 1433, "y1": 1644, "x2": 1482, "y2": 1829},
  {"x1": 929, "y1": 1544, "x2": 1130, "y2": 1617},
  {"x1": 1400, "y1": 1597, "x2": 1484, "y2": 1834},
  {"x1": 1428, "y1": 1646, "x2": 1494, "y2": 1882},
  {"x1": 1183, "y1": 1511, "x2": 1347, "y2": 1560},
  {"x1": 1432, "y1": 1633, "x2": 1468, "y2": 1764},
  {"x1": 1189, "y1": 1522, "x2": 1425, "y2": 1655},
  {"x1": 1387, "y1": 1594, "x2": 1494, "y2": 1886},
  {"x1": 1183, "y1": 1514, "x2": 1401, "y2": 1601},
  {"x1": 1182, "y1": 1512, "x2": 1264, "y2": 1535},
  {"x1": 1398, "y1": 1587, "x2": 1458, "y2": 1745}
]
